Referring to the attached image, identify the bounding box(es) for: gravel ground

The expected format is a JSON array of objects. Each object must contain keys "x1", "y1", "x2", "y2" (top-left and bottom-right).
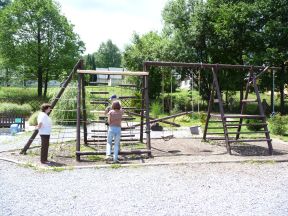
[{"x1": 1, "y1": 161, "x2": 288, "y2": 216}]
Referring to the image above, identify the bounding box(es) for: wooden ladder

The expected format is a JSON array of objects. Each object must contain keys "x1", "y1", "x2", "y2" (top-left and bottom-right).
[{"x1": 203, "y1": 66, "x2": 273, "y2": 155}]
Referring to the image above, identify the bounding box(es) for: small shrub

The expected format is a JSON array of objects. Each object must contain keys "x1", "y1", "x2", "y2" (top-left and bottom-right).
[
  {"x1": 0, "y1": 87, "x2": 50, "y2": 111},
  {"x1": 28, "y1": 111, "x2": 40, "y2": 126},
  {"x1": 0, "y1": 103, "x2": 32, "y2": 117},
  {"x1": 50, "y1": 87, "x2": 78, "y2": 125},
  {"x1": 269, "y1": 114, "x2": 288, "y2": 135},
  {"x1": 150, "y1": 101, "x2": 162, "y2": 118},
  {"x1": 176, "y1": 115, "x2": 191, "y2": 123},
  {"x1": 199, "y1": 112, "x2": 207, "y2": 124},
  {"x1": 245, "y1": 119, "x2": 264, "y2": 131}
]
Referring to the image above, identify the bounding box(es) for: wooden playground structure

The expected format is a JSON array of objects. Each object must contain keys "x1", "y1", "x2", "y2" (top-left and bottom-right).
[{"x1": 20, "y1": 60, "x2": 281, "y2": 160}]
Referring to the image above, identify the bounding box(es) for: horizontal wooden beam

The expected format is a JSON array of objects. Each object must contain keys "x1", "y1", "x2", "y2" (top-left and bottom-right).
[
  {"x1": 76, "y1": 150, "x2": 151, "y2": 155},
  {"x1": 77, "y1": 70, "x2": 149, "y2": 76},
  {"x1": 144, "y1": 61, "x2": 281, "y2": 70}
]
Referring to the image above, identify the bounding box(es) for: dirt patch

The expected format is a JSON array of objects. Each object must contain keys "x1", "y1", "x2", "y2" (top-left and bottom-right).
[{"x1": 1, "y1": 136, "x2": 288, "y2": 168}]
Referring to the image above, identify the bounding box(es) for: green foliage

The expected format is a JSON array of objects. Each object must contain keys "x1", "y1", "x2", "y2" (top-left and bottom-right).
[
  {"x1": 94, "y1": 39, "x2": 121, "y2": 67},
  {"x1": 176, "y1": 115, "x2": 191, "y2": 123},
  {"x1": 0, "y1": 0, "x2": 83, "y2": 96},
  {"x1": 245, "y1": 119, "x2": 264, "y2": 131},
  {"x1": 28, "y1": 111, "x2": 40, "y2": 126},
  {"x1": 150, "y1": 101, "x2": 162, "y2": 118},
  {"x1": 199, "y1": 112, "x2": 207, "y2": 125},
  {"x1": 123, "y1": 32, "x2": 170, "y2": 99},
  {"x1": 269, "y1": 114, "x2": 288, "y2": 135},
  {"x1": 50, "y1": 87, "x2": 77, "y2": 125},
  {"x1": 0, "y1": 87, "x2": 50, "y2": 111},
  {"x1": 0, "y1": 102, "x2": 32, "y2": 116}
]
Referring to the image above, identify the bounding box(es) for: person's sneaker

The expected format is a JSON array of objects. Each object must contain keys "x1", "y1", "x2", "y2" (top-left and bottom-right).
[
  {"x1": 105, "y1": 155, "x2": 112, "y2": 161},
  {"x1": 112, "y1": 159, "x2": 120, "y2": 164}
]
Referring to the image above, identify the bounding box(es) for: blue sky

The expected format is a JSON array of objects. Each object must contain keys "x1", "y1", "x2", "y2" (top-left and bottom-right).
[{"x1": 58, "y1": 0, "x2": 169, "y2": 54}]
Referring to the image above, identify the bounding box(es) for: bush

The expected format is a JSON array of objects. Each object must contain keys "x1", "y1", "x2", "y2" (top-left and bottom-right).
[
  {"x1": 269, "y1": 114, "x2": 288, "y2": 135},
  {"x1": 28, "y1": 111, "x2": 40, "y2": 126},
  {"x1": 176, "y1": 115, "x2": 191, "y2": 123},
  {"x1": 50, "y1": 87, "x2": 77, "y2": 125},
  {"x1": 0, "y1": 103, "x2": 32, "y2": 117},
  {"x1": 0, "y1": 87, "x2": 51, "y2": 111},
  {"x1": 199, "y1": 112, "x2": 207, "y2": 124},
  {"x1": 245, "y1": 119, "x2": 264, "y2": 131},
  {"x1": 150, "y1": 101, "x2": 162, "y2": 118}
]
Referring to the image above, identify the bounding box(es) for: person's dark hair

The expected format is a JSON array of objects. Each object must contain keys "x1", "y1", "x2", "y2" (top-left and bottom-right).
[
  {"x1": 112, "y1": 101, "x2": 121, "y2": 110},
  {"x1": 41, "y1": 103, "x2": 51, "y2": 112}
]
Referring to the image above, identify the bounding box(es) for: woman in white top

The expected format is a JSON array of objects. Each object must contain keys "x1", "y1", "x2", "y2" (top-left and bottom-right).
[{"x1": 37, "y1": 103, "x2": 52, "y2": 164}]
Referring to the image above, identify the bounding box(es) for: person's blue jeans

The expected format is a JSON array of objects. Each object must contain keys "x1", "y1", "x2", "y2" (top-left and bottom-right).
[{"x1": 106, "y1": 126, "x2": 121, "y2": 161}]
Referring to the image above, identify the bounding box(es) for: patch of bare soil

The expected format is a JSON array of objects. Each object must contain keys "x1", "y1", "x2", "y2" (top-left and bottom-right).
[{"x1": 1, "y1": 137, "x2": 288, "y2": 168}]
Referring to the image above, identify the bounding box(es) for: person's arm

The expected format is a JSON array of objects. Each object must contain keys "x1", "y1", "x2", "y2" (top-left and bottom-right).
[
  {"x1": 104, "y1": 106, "x2": 110, "y2": 115},
  {"x1": 37, "y1": 122, "x2": 43, "y2": 129},
  {"x1": 107, "y1": 112, "x2": 111, "y2": 124}
]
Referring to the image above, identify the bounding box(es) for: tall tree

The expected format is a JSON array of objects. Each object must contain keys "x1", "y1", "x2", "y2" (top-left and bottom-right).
[
  {"x1": 0, "y1": 0, "x2": 84, "y2": 96},
  {"x1": 0, "y1": 0, "x2": 11, "y2": 9},
  {"x1": 94, "y1": 39, "x2": 121, "y2": 68},
  {"x1": 123, "y1": 32, "x2": 171, "y2": 99}
]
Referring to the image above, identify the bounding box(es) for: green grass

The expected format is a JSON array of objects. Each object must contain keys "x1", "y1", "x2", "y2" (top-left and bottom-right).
[
  {"x1": 110, "y1": 164, "x2": 121, "y2": 169},
  {"x1": 242, "y1": 160, "x2": 276, "y2": 165}
]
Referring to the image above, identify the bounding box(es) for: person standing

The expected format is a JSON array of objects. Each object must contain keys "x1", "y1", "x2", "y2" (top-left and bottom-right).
[
  {"x1": 106, "y1": 100, "x2": 123, "y2": 163},
  {"x1": 37, "y1": 103, "x2": 52, "y2": 164}
]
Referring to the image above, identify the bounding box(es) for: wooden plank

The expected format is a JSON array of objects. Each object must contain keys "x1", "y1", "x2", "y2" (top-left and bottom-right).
[
  {"x1": 78, "y1": 70, "x2": 149, "y2": 76},
  {"x1": 90, "y1": 91, "x2": 109, "y2": 94},
  {"x1": 89, "y1": 82, "x2": 108, "y2": 86},
  {"x1": 228, "y1": 139, "x2": 272, "y2": 143},
  {"x1": 87, "y1": 138, "x2": 139, "y2": 142},
  {"x1": 118, "y1": 96, "x2": 138, "y2": 99},
  {"x1": 224, "y1": 115, "x2": 265, "y2": 119},
  {"x1": 91, "y1": 130, "x2": 107, "y2": 132},
  {"x1": 227, "y1": 123, "x2": 267, "y2": 127},
  {"x1": 227, "y1": 131, "x2": 269, "y2": 134},
  {"x1": 76, "y1": 149, "x2": 151, "y2": 155},
  {"x1": 206, "y1": 137, "x2": 226, "y2": 140},
  {"x1": 91, "y1": 134, "x2": 135, "y2": 138},
  {"x1": 90, "y1": 101, "x2": 109, "y2": 105}
]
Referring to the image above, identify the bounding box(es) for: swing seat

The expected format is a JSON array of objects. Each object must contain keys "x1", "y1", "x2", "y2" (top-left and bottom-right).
[{"x1": 190, "y1": 126, "x2": 200, "y2": 135}]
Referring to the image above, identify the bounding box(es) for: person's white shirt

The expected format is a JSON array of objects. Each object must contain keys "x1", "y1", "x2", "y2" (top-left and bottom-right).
[{"x1": 37, "y1": 112, "x2": 52, "y2": 135}]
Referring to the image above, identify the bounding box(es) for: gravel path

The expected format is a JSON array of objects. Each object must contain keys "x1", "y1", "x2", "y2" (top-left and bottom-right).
[{"x1": 1, "y1": 161, "x2": 288, "y2": 216}]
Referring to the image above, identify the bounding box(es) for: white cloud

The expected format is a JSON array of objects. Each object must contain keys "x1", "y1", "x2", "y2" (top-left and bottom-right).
[{"x1": 57, "y1": 0, "x2": 168, "y2": 54}]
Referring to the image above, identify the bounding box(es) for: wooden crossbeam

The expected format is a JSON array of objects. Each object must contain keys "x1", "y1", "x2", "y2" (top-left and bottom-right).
[{"x1": 78, "y1": 70, "x2": 149, "y2": 76}]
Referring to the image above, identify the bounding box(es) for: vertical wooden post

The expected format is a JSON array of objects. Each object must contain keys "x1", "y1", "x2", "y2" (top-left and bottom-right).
[
  {"x1": 212, "y1": 66, "x2": 231, "y2": 154},
  {"x1": 236, "y1": 69, "x2": 252, "y2": 140},
  {"x1": 252, "y1": 72, "x2": 273, "y2": 155},
  {"x1": 76, "y1": 73, "x2": 82, "y2": 161},
  {"x1": 144, "y1": 75, "x2": 151, "y2": 156},
  {"x1": 80, "y1": 60, "x2": 88, "y2": 145},
  {"x1": 140, "y1": 64, "x2": 147, "y2": 142},
  {"x1": 203, "y1": 76, "x2": 215, "y2": 141}
]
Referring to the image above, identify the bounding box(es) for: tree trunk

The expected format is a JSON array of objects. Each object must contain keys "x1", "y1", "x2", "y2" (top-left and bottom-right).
[
  {"x1": 37, "y1": 24, "x2": 42, "y2": 96},
  {"x1": 280, "y1": 63, "x2": 285, "y2": 114},
  {"x1": 44, "y1": 71, "x2": 48, "y2": 97}
]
